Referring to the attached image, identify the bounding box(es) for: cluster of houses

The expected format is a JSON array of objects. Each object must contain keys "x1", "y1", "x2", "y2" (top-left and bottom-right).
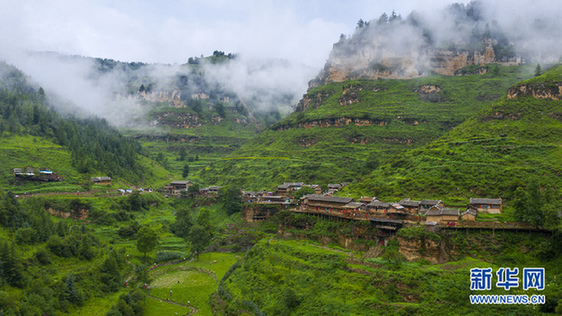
[
  {"x1": 299, "y1": 194, "x2": 502, "y2": 223},
  {"x1": 160, "y1": 180, "x2": 502, "y2": 226},
  {"x1": 12, "y1": 167, "x2": 61, "y2": 182},
  {"x1": 162, "y1": 180, "x2": 222, "y2": 196}
]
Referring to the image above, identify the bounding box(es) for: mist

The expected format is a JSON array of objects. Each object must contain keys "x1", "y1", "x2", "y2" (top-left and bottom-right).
[{"x1": 2, "y1": 0, "x2": 562, "y2": 127}]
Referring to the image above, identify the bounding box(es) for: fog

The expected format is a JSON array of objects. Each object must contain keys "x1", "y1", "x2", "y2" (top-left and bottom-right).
[{"x1": 1, "y1": 0, "x2": 562, "y2": 126}]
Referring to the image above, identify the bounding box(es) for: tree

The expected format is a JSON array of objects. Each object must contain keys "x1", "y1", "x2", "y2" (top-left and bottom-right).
[
  {"x1": 219, "y1": 185, "x2": 243, "y2": 215},
  {"x1": 178, "y1": 147, "x2": 187, "y2": 161},
  {"x1": 182, "y1": 164, "x2": 190, "y2": 178},
  {"x1": 197, "y1": 208, "x2": 214, "y2": 233},
  {"x1": 535, "y1": 64, "x2": 542, "y2": 77},
  {"x1": 188, "y1": 225, "x2": 210, "y2": 260},
  {"x1": 136, "y1": 226, "x2": 159, "y2": 258},
  {"x1": 171, "y1": 208, "x2": 193, "y2": 239},
  {"x1": 293, "y1": 186, "x2": 315, "y2": 199}
]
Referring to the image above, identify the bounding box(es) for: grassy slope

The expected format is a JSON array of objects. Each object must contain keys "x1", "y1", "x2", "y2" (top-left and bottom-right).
[
  {"x1": 344, "y1": 64, "x2": 562, "y2": 202},
  {"x1": 199, "y1": 65, "x2": 534, "y2": 190},
  {"x1": 219, "y1": 237, "x2": 561, "y2": 315},
  {"x1": 0, "y1": 133, "x2": 170, "y2": 193}
]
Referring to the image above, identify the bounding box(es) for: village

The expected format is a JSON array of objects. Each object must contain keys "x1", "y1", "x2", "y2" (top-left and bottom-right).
[
  {"x1": 157, "y1": 180, "x2": 543, "y2": 240},
  {"x1": 10, "y1": 167, "x2": 542, "y2": 239}
]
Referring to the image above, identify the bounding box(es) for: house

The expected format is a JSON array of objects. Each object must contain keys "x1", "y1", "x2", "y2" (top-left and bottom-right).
[
  {"x1": 262, "y1": 195, "x2": 288, "y2": 204},
  {"x1": 387, "y1": 203, "x2": 410, "y2": 219},
  {"x1": 370, "y1": 218, "x2": 404, "y2": 239},
  {"x1": 327, "y1": 183, "x2": 341, "y2": 191},
  {"x1": 277, "y1": 182, "x2": 304, "y2": 196},
  {"x1": 367, "y1": 201, "x2": 391, "y2": 214},
  {"x1": 469, "y1": 198, "x2": 502, "y2": 214},
  {"x1": 243, "y1": 191, "x2": 258, "y2": 202},
  {"x1": 425, "y1": 205, "x2": 460, "y2": 223},
  {"x1": 91, "y1": 176, "x2": 111, "y2": 184},
  {"x1": 169, "y1": 180, "x2": 192, "y2": 191},
  {"x1": 398, "y1": 198, "x2": 421, "y2": 214},
  {"x1": 301, "y1": 194, "x2": 354, "y2": 212},
  {"x1": 419, "y1": 199, "x2": 444, "y2": 211},
  {"x1": 460, "y1": 208, "x2": 477, "y2": 221},
  {"x1": 204, "y1": 186, "x2": 222, "y2": 194},
  {"x1": 12, "y1": 168, "x2": 24, "y2": 177},
  {"x1": 358, "y1": 196, "x2": 376, "y2": 204}
]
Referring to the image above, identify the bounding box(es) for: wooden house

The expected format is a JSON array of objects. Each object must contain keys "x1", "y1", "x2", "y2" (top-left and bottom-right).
[
  {"x1": 169, "y1": 180, "x2": 192, "y2": 191},
  {"x1": 91, "y1": 176, "x2": 111, "y2": 185},
  {"x1": 277, "y1": 182, "x2": 303, "y2": 196},
  {"x1": 425, "y1": 205, "x2": 460, "y2": 223},
  {"x1": 370, "y1": 218, "x2": 404, "y2": 238},
  {"x1": 398, "y1": 198, "x2": 421, "y2": 214},
  {"x1": 460, "y1": 208, "x2": 477, "y2": 221},
  {"x1": 302, "y1": 194, "x2": 354, "y2": 212},
  {"x1": 261, "y1": 195, "x2": 288, "y2": 204},
  {"x1": 367, "y1": 201, "x2": 391, "y2": 214},
  {"x1": 205, "y1": 186, "x2": 222, "y2": 194},
  {"x1": 328, "y1": 183, "x2": 341, "y2": 190},
  {"x1": 358, "y1": 196, "x2": 376, "y2": 204},
  {"x1": 468, "y1": 198, "x2": 502, "y2": 214},
  {"x1": 12, "y1": 168, "x2": 24, "y2": 177},
  {"x1": 387, "y1": 203, "x2": 410, "y2": 219},
  {"x1": 419, "y1": 199, "x2": 444, "y2": 211}
]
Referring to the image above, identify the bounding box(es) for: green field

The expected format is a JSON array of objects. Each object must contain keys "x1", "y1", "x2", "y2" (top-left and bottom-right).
[{"x1": 147, "y1": 252, "x2": 241, "y2": 316}]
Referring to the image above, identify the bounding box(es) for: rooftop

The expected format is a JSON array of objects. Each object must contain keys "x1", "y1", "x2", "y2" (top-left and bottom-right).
[
  {"x1": 304, "y1": 194, "x2": 353, "y2": 204},
  {"x1": 469, "y1": 198, "x2": 502, "y2": 205}
]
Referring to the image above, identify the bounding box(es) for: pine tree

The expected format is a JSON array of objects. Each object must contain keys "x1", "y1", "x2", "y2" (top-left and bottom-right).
[
  {"x1": 535, "y1": 64, "x2": 542, "y2": 77},
  {"x1": 182, "y1": 164, "x2": 190, "y2": 178}
]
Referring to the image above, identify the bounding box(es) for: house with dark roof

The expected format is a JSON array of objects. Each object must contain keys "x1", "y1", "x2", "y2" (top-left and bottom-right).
[
  {"x1": 460, "y1": 208, "x2": 477, "y2": 221},
  {"x1": 367, "y1": 201, "x2": 391, "y2": 214},
  {"x1": 398, "y1": 198, "x2": 421, "y2": 214},
  {"x1": 301, "y1": 194, "x2": 354, "y2": 212},
  {"x1": 425, "y1": 205, "x2": 460, "y2": 223},
  {"x1": 277, "y1": 182, "x2": 304, "y2": 196},
  {"x1": 469, "y1": 198, "x2": 502, "y2": 214},
  {"x1": 170, "y1": 180, "x2": 193, "y2": 190},
  {"x1": 370, "y1": 218, "x2": 404, "y2": 238},
  {"x1": 387, "y1": 203, "x2": 410, "y2": 219},
  {"x1": 91, "y1": 176, "x2": 111, "y2": 184}
]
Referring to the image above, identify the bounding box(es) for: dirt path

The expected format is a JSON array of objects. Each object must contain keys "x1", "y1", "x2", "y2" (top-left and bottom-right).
[{"x1": 147, "y1": 294, "x2": 198, "y2": 315}]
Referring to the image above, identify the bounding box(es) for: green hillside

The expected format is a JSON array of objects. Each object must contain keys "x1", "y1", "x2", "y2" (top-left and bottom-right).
[
  {"x1": 344, "y1": 64, "x2": 562, "y2": 202},
  {"x1": 198, "y1": 65, "x2": 534, "y2": 189},
  {"x1": 0, "y1": 62, "x2": 169, "y2": 192},
  {"x1": 217, "y1": 236, "x2": 561, "y2": 315}
]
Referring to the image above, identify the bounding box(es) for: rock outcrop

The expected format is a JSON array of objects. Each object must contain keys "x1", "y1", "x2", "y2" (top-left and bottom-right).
[
  {"x1": 311, "y1": 38, "x2": 523, "y2": 89},
  {"x1": 398, "y1": 236, "x2": 449, "y2": 264},
  {"x1": 507, "y1": 82, "x2": 562, "y2": 100}
]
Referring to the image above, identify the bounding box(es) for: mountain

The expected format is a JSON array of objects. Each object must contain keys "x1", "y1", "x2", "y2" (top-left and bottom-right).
[
  {"x1": 198, "y1": 63, "x2": 534, "y2": 189},
  {"x1": 16, "y1": 51, "x2": 315, "y2": 177},
  {"x1": 344, "y1": 64, "x2": 562, "y2": 201},
  {"x1": 0, "y1": 61, "x2": 167, "y2": 192},
  {"x1": 197, "y1": 2, "x2": 562, "y2": 191}
]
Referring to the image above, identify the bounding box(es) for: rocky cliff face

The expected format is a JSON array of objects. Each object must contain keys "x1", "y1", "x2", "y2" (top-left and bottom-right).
[
  {"x1": 398, "y1": 236, "x2": 449, "y2": 264},
  {"x1": 311, "y1": 38, "x2": 522, "y2": 89},
  {"x1": 507, "y1": 82, "x2": 562, "y2": 100}
]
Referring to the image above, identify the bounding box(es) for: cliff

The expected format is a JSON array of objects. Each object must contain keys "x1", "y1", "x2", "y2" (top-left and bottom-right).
[{"x1": 310, "y1": 38, "x2": 522, "y2": 89}]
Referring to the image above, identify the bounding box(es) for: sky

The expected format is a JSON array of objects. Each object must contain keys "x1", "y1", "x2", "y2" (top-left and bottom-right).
[{"x1": 0, "y1": 0, "x2": 462, "y2": 68}]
